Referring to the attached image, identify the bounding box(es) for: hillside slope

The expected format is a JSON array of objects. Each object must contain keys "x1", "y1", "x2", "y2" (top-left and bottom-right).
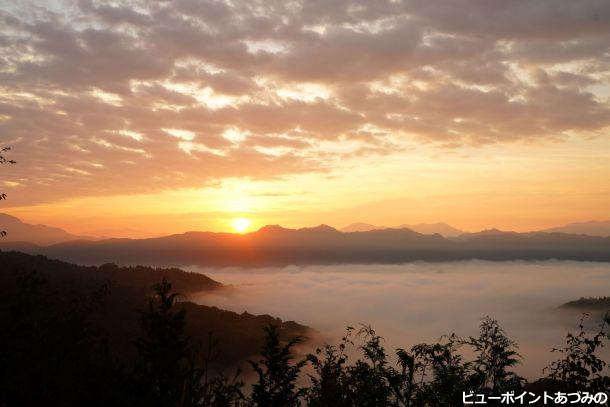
[
  {"x1": 0, "y1": 213, "x2": 89, "y2": 245},
  {"x1": 0, "y1": 250, "x2": 311, "y2": 368}
]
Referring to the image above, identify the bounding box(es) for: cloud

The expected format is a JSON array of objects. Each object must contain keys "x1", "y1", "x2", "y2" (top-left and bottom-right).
[
  {"x1": 194, "y1": 261, "x2": 610, "y2": 379},
  {"x1": 0, "y1": 0, "x2": 609, "y2": 204}
]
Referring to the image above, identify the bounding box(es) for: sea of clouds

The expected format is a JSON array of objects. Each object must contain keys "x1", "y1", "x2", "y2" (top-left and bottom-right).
[{"x1": 189, "y1": 260, "x2": 610, "y2": 378}]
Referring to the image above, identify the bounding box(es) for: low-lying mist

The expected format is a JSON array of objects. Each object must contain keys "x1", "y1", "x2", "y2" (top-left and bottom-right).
[{"x1": 187, "y1": 261, "x2": 610, "y2": 379}]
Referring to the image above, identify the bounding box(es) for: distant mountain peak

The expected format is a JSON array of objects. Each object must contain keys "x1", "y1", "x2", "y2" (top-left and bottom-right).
[
  {"x1": 0, "y1": 213, "x2": 89, "y2": 245},
  {"x1": 395, "y1": 222, "x2": 464, "y2": 237},
  {"x1": 455, "y1": 228, "x2": 518, "y2": 241},
  {"x1": 258, "y1": 224, "x2": 338, "y2": 234},
  {"x1": 342, "y1": 221, "x2": 463, "y2": 237},
  {"x1": 341, "y1": 222, "x2": 384, "y2": 233},
  {"x1": 0, "y1": 213, "x2": 22, "y2": 223},
  {"x1": 301, "y1": 224, "x2": 339, "y2": 233},
  {"x1": 478, "y1": 228, "x2": 513, "y2": 234},
  {"x1": 257, "y1": 224, "x2": 287, "y2": 233},
  {"x1": 541, "y1": 220, "x2": 610, "y2": 237}
]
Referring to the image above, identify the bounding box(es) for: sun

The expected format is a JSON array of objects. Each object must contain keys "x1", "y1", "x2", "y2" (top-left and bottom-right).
[{"x1": 231, "y1": 217, "x2": 252, "y2": 234}]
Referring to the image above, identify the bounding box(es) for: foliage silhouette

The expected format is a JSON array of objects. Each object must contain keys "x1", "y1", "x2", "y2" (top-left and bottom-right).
[
  {"x1": 1, "y1": 146, "x2": 16, "y2": 237},
  {"x1": 543, "y1": 314, "x2": 609, "y2": 393},
  {"x1": 308, "y1": 321, "x2": 525, "y2": 406},
  {"x1": 131, "y1": 278, "x2": 245, "y2": 407},
  {"x1": 408, "y1": 334, "x2": 470, "y2": 406},
  {"x1": 249, "y1": 325, "x2": 307, "y2": 406},
  {"x1": 0, "y1": 267, "x2": 608, "y2": 407},
  {"x1": 464, "y1": 317, "x2": 524, "y2": 393},
  {"x1": 132, "y1": 278, "x2": 200, "y2": 406},
  {"x1": 0, "y1": 271, "x2": 128, "y2": 407},
  {"x1": 306, "y1": 328, "x2": 354, "y2": 406}
]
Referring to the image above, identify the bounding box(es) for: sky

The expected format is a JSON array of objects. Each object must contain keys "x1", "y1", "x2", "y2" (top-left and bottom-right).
[{"x1": 1, "y1": 0, "x2": 609, "y2": 237}]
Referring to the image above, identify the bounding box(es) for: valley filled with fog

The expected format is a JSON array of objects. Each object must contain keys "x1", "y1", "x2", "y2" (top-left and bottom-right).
[{"x1": 188, "y1": 261, "x2": 610, "y2": 379}]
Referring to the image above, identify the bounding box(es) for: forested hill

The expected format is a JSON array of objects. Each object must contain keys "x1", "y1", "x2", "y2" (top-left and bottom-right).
[
  {"x1": 0, "y1": 250, "x2": 312, "y2": 369},
  {"x1": 560, "y1": 297, "x2": 610, "y2": 311},
  {"x1": 0, "y1": 250, "x2": 222, "y2": 294}
]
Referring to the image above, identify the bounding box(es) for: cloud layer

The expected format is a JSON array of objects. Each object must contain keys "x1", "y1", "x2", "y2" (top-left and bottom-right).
[
  {"x1": 194, "y1": 261, "x2": 610, "y2": 378},
  {"x1": 1, "y1": 0, "x2": 609, "y2": 204}
]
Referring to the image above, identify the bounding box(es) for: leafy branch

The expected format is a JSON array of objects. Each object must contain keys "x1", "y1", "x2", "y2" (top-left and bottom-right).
[{"x1": 1, "y1": 146, "x2": 16, "y2": 237}]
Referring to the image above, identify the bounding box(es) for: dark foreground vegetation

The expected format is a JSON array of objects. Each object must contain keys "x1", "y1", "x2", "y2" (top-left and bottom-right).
[
  {"x1": 0, "y1": 252, "x2": 609, "y2": 406},
  {"x1": 0, "y1": 251, "x2": 310, "y2": 388}
]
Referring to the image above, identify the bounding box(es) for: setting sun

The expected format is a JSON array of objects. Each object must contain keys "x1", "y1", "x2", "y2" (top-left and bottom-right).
[{"x1": 231, "y1": 217, "x2": 252, "y2": 234}]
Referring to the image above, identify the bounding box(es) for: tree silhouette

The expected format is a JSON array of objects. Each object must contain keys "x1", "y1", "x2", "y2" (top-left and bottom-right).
[
  {"x1": 131, "y1": 278, "x2": 244, "y2": 407},
  {"x1": 341, "y1": 326, "x2": 394, "y2": 405},
  {"x1": 132, "y1": 278, "x2": 206, "y2": 407},
  {"x1": 0, "y1": 146, "x2": 16, "y2": 237},
  {"x1": 409, "y1": 334, "x2": 469, "y2": 406},
  {"x1": 0, "y1": 271, "x2": 125, "y2": 407},
  {"x1": 249, "y1": 324, "x2": 306, "y2": 406},
  {"x1": 306, "y1": 328, "x2": 354, "y2": 406},
  {"x1": 464, "y1": 317, "x2": 523, "y2": 393},
  {"x1": 306, "y1": 320, "x2": 525, "y2": 406},
  {"x1": 544, "y1": 314, "x2": 609, "y2": 393}
]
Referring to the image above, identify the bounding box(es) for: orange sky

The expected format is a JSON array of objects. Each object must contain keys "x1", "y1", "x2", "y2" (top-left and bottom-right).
[
  {"x1": 5, "y1": 136, "x2": 610, "y2": 237},
  {"x1": 1, "y1": 1, "x2": 610, "y2": 237}
]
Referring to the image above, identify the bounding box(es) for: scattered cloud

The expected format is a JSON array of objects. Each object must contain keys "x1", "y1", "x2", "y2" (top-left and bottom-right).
[{"x1": 0, "y1": 0, "x2": 609, "y2": 204}]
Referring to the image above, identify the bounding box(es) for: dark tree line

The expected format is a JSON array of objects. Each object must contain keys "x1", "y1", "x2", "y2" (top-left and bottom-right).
[{"x1": 0, "y1": 271, "x2": 608, "y2": 407}]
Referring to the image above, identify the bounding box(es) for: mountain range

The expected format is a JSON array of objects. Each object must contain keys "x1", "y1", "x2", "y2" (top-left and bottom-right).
[
  {"x1": 540, "y1": 220, "x2": 610, "y2": 237},
  {"x1": 2, "y1": 221, "x2": 610, "y2": 267},
  {"x1": 3, "y1": 213, "x2": 610, "y2": 245},
  {"x1": 0, "y1": 213, "x2": 90, "y2": 245},
  {"x1": 340, "y1": 222, "x2": 465, "y2": 237},
  {"x1": 341, "y1": 220, "x2": 610, "y2": 238}
]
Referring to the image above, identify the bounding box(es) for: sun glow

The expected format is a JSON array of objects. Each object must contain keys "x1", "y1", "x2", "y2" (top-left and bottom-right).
[{"x1": 231, "y1": 217, "x2": 252, "y2": 234}]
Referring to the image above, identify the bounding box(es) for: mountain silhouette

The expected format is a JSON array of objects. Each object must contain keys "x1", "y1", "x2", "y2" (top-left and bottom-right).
[
  {"x1": 454, "y1": 228, "x2": 519, "y2": 240},
  {"x1": 2, "y1": 223, "x2": 610, "y2": 267},
  {"x1": 0, "y1": 213, "x2": 91, "y2": 245},
  {"x1": 341, "y1": 222, "x2": 464, "y2": 237},
  {"x1": 341, "y1": 222, "x2": 385, "y2": 232},
  {"x1": 396, "y1": 222, "x2": 464, "y2": 237},
  {"x1": 541, "y1": 220, "x2": 610, "y2": 237}
]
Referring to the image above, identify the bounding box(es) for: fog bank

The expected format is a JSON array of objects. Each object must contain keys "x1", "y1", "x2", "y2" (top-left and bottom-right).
[{"x1": 188, "y1": 261, "x2": 610, "y2": 378}]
